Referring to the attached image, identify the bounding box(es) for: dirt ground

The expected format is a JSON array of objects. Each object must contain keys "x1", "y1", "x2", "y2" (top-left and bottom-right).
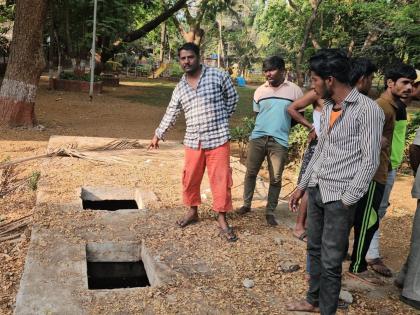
[{"x1": 0, "y1": 77, "x2": 418, "y2": 314}]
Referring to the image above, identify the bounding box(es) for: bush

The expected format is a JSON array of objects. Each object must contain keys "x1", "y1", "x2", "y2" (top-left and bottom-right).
[
  {"x1": 401, "y1": 111, "x2": 420, "y2": 173},
  {"x1": 169, "y1": 63, "x2": 184, "y2": 78},
  {"x1": 230, "y1": 115, "x2": 310, "y2": 166},
  {"x1": 28, "y1": 171, "x2": 41, "y2": 191},
  {"x1": 230, "y1": 117, "x2": 255, "y2": 159},
  {"x1": 59, "y1": 72, "x2": 102, "y2": 82},
  {"x1": 288, "y1": 125, "x2": 309, "y2": 165},
  {"x1": 135, "y1": 64, "x2": 152, "y2": 76}
]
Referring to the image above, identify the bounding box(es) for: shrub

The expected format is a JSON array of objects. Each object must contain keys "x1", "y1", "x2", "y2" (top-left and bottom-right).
[
  {"x1": 59, "y1": 72, "x2": 102, "y2": 82},
  {"x1": 401, "y1": 111, "x2": 420, "y2": 173},
  {"x1": 230, "y1": 115, "x2": 311, "y2": 166},
  {"x1": 230, "y1": 117, "x2": 255, "y2": 159},
  {"x1": 28, "y1": 171, "x2": 41, "y2": 191}
]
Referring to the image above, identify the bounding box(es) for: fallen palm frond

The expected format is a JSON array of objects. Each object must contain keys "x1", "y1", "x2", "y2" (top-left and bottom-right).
[
  {"x1": 0, "y1": 214, "x2": 32, "y2": 243},
  {"x1": 0, "y1": 138, "x2": 145, "y2": 169},
  {"x1": 49, "y1": 148, "x2": 131, "y2": 165},
  {"x1": 0, "y1": 163, "x2": 27, "y2": 198}
]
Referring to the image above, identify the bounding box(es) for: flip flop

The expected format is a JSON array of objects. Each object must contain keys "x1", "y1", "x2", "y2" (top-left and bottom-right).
[
  {"x1": 367, "y1": 258, "x2": 392, "y2": 277},
  {"x1": 346, "y1": 270, "x2": 384, "y2": 286},
  {"x1": 219, "y1": 227, "x2": 238, "y2": 242},
  {"x1": 176, "y1": 216, "x2": 198, "y2": 228},
  {"x1": 286, "y1": 299, "x2": 320, "y2": 313},
  {"x1": 294, "y1": 230, "x2": 307, "y2": 242}
]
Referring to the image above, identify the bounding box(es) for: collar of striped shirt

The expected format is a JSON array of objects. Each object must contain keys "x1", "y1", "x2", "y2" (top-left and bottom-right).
[{"x1": 323, "y1": 87, "x2": 359, "y2": 109}]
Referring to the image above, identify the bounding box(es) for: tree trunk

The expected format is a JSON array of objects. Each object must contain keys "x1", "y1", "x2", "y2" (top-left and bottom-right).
[
  {"x1": 179, "y1": 27, "x2": 204, "y2": 46},
  {"x1": 159, "y1": 22, "x2": 167, "y2": 64},
  {"x1": 361, "y1": 31, "x2": 380, "y2": 51},
  {"x1": 347, "y1": 38, "x2": 355, "y2": 57},
  {"x1": 217, "y1": 17, "x2": 223, "y2": 68},
  {"x1": 0, "y1": 0, "x2": 47, "y2": 127},
  {"x1": 296, "y1": 0, "x2": 323, "y2": 86},
  {"x1": 309, "y1": 32, "x2": 321, "y2": 49},
  {"x1": 122, "y1": 0, "x2": 187, "y2": 43}
]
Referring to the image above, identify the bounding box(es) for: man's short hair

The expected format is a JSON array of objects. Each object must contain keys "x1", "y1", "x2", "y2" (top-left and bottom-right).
[
  {"x1": 262, "y1": 56, "x2": 285, "y2": 71},
  {"x1": 309, "y1": 49, "x2": 350, "y2": 84},
  {"x1": 178, "y1": 42, "x2": 200, "y2": 57},
  {"x1": 349, "y1": 58, "x2": 378, "y2": 87},
  {"x1": 384, "y1": 63, "x2": 416, "y2": 89}
]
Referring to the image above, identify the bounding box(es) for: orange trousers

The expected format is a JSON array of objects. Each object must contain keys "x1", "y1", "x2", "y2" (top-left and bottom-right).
[{"x1": 183, "y1": 142, "x2": 233, "y2": 212}]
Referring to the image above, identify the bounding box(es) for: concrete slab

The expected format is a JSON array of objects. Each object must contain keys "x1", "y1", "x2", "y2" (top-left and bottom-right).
[{"x1": 15, "y1": 136, "x2": 304, "y2": 315}]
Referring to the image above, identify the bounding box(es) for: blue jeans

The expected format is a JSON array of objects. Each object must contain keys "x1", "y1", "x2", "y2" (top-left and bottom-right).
[{"x1": 366, "y1": 169, "x2": 397, "y2": 260}]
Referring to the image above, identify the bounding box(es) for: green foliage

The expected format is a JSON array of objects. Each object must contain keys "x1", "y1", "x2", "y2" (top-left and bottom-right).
[
  {"x1": 28, "y1": 171, "x2": 41, "y2": 191},
  {"x1": 169, "y1": 63, "x2": 183, "y2": 78},
  {"x1": 230, "y1": 116, "x2": 255, "y2": 159},
  {"x1": 0, "y1": 3, "x2": 14, "y2": 24},
  {"x1": 397, "y1": 111, "x2": 419, "y2": 174},
  {"x1": 406, "y1": 111, "x2": 420, "y2": 138},
  {"x1": 59, "y1": 71, "x2": 102, "y2": 82},
  {"x1": 256, "y1": 0, "x2": 420, "y2": 72},
  {"x1": 288, "y1": 125, "x2": 309, "y2": 164},
  {"x1": 230, "y1": 115, "x2": 310, "y2": 164},
  {"x1": 47, "y1": 0, "x2": 159, "y2": 60},
  {"x1": 0, "y1": 2, "x2": 14, "y2": 57}
]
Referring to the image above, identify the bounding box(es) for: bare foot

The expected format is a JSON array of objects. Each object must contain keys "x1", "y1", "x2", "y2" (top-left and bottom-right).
[
  {"x1": 176, "y1": 207, "x2": 199, "y2": 228},
  {"x1": 286, "y1": 299, "x2": 319, "y2": 313}
]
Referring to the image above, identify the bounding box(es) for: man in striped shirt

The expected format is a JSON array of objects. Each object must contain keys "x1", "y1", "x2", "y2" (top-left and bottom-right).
[
  {"x1": 149, "y1": 43, "x2": 239, "y2": 242},
  {"x1": 287, "y1": 49, "x2": 384, "y2": 315}
]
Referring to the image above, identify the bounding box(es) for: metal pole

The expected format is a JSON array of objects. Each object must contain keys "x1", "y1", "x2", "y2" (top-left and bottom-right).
[{"x1": 89, "y1": 0, "x2": 98, "y2": 101}]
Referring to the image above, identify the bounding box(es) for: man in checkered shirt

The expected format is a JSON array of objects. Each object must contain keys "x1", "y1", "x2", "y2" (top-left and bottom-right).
[{"x1": 149, "y1": 43, "x2": 239, "y2": 242}]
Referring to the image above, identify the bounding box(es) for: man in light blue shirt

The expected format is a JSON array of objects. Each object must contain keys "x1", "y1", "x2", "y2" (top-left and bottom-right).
[{"x1": 238, "y1": 56, "x2": 303, "y2": 225}]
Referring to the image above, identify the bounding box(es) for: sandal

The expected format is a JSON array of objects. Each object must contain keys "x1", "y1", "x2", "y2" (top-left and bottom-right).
[
  {"x1": 219, "y1": 227, "x2": 238, "y2": 242},
  {"x1": 346, "y1": 270, "x2": 384, "y2": 286},
  {"x1": 293, "y1": 230, "x2": 307, "y2": 242},
  {"x1": 176, "y1": 216, "x2": 198, "y2": 228},
  {"x1": 367, "y1": 258, "x2": 392, "y2": 277},
  {"x1": 286, "y1": 299, "x2": 320, "y2": 313}
]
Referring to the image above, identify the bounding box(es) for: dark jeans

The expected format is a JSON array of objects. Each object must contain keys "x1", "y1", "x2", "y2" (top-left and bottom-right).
[
  {"x1": 243, "y1": 136, "x2": 288, "y2": 214},
  {"x1": 306, "y1": 186, "x2": 356, "y2": 315}
]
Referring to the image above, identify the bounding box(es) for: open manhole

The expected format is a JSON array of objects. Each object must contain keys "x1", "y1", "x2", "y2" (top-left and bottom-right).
[
  {"x1": 81, "y1": 187, "x2": 144, "y2": 211},
  {"x1": 87, "y1": 261, "x2": 150, "y2": 289},
  {"x1": 86, "y1": 242, "x2": 151, "y2": 290},
  {"x1": 83, "y1": 199, "x2": 138, "y2": 211}
]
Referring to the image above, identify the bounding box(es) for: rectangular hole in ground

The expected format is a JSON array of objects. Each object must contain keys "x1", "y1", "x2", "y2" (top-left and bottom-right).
[
  {"x1": 87, "y1": 261, "x2": 150, "y2": 290},
  {"x1": 82, "y1": 199, "x2": 138, "y2": 211}
]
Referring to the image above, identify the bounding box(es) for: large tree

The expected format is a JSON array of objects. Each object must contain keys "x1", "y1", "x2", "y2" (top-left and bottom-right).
[{"x1": 0, "y1": 0, "x2": 47, "y2": 127}]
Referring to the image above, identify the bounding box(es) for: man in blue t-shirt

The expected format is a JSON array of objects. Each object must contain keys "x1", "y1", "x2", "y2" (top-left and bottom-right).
[{"x1": 238, "y1": 56, "x2": 303, "y2": 225}]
